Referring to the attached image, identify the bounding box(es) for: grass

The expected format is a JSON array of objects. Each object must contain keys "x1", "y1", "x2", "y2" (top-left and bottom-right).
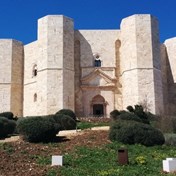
[
  {"x1": 0, "y1": 143, "x2": 15, "y2": 154},
  {"x1": 77, "y1": 121, "x2": 110, "y2": 130},
  {"x1": 57, "y1": 142, "x2": 176, "y2": 176},
  {"x1": 3, "y1": 115, "x2": 176, "y2": 175}
]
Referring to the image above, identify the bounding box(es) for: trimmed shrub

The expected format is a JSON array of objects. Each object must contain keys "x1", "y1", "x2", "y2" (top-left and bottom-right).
[
  {"x1": 134, "y1": 105, "x2": 149, "y2": 124},
  {"x1": 53, "y1": 114, "x2": 76, "y2": 130},
  {"x1": 109, "y1": 120, "x2": 165, "y2": 146},
  {"x1": 117, "y1": 111, "x2": 145, "y2": 123},
  {"x1": 125, "y1": 105, "x2": 150, "y2": 124},
  {"x1": 0, "y1": 117, "x2": 16, "y2": 138},
  {"x1": 56, "y1": 109, "x2": 76, "y2": 121},
  {"x1": 126, "y1": 106, "x2": 134, "y2": 112},
  {"x1": 109, "y1": 120, "x2": 134, "y2": 144},
  {"x1": 110, "y1": 110, "x2": 147, "y2": 124},
  {"x1": 0, "y1": 112, "x2": 14, "y2": 120},
  {"x1": 110, "y1": 110, "x2": 121, "y2": 120},
  {"x1": 16, "y1": 116, "x2": 59, "y2": 143}
]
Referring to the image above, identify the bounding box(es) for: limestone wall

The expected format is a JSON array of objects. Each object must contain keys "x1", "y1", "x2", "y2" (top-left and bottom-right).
[
  {"x1": 38, "y1": 15, "x2": 64, "y2": 115},
  {"x1": 74, "y1": 30, "x2": 121, "y2": 116},
  {"x1": 82, "y1": 88, "x2": 114, "y2": 116},
  {"x1": 62, "y1": 17, "x2": 74, "y2": 111},
  {"x1": 1, "y1": 13, "x2": 174, "y2": 117},
  {"x1": 0, "y1": 40, "x2": 12, "y2": 113},
  {"x1": 164, "y1": 38, "x2": 176, "y2": 114},
  {"x1": 24, "y1": 15, "x2": 74, "y2": 116},
  {"x1": 11, "y1": 41, "x2": 24, "y2": 116},
  {"x1": 75, "y1": 30, "x2": 120, "y2": 68},
  {"x1": 160, "y1": 44, "x2": 169, "y2": 114},
  {"x1": 74, "y1": 40, "x2": 83, "y2": 116},
  {"x1": 120, "y1": 14, "x2": 163, "y2": 114},
  {"x1": 24, "y1": 41, "x2": 42, "y2": 116},
  {"x1": 164, "y1": 38, "x2": 176, "y2": 83},
  {"x1": 0, "y1": 40, "x2": 23, "y2": 116}
]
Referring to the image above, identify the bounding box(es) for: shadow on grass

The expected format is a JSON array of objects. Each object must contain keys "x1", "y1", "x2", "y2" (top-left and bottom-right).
[{"x1": 49, "y1": 136, "x2": 70, "y2": 143}]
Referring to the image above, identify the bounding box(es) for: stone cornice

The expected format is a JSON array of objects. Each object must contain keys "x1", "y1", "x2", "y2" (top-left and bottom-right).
[
  {"x1": 81, "y1": 85, "x2": 116, "y2": 90},
  {"x1": 81, "y1": 68, "x2": 117, "y2": 83}
]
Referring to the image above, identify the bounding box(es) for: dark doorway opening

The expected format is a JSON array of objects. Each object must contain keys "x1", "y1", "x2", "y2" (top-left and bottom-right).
[{"x1": 93, "y1": 104, "x2": 104, "y2": 116}]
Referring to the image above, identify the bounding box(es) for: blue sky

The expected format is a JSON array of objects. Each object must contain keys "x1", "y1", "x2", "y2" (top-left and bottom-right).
[{"x1": 0, "y1": 0, "x2": 175, "y2": 44}]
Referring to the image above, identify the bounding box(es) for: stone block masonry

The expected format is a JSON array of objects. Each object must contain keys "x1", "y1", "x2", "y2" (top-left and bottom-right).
[{"x1": 0, "y1": 14, "x2": 175, "y2": 116}]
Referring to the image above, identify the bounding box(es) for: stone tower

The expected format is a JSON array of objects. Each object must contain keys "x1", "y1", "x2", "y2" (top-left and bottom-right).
[
  {"x1": 0, "y1": 39, "x2": 23, "y2": 116},
  {"x1": 1, "y1": 14, "x2": 176, "y2": 117},
  {"x1": 162, "y1": 38, "x2": 176, "y2": 114},
  {"x1": 23, "y1": 15, "x2": 74, "y2": 116},
  {"x1": 120, "y1": 14, "x2": 163, "y2": 114}
]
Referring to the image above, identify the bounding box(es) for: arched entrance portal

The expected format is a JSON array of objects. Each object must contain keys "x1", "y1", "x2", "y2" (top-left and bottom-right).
[
  {"x1": 93, "y1": 104, "x2": 104, "y2": 115},
  {"x1": 91, "y1": 95, "x2": 107, "y2": 116}
]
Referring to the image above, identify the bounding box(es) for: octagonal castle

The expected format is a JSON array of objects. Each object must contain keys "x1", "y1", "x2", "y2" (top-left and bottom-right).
[{"x1": 0, "y1": 14, "x2": 176, "y2": 117}]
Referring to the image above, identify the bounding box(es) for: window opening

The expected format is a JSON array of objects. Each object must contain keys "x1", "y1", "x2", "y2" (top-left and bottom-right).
[
  {"x1": 34, "y1": 93, "x2": 37, "y2": 102},
  {"x1": 33, "y1": 65, "x2": 38, "y2": 77},
  {"x1": 94, "y1": 54, "x2": 101, "y2": 67}
]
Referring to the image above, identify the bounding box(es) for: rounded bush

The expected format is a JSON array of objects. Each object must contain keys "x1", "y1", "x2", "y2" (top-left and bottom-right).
[
  {"x1": 16, "y1": 116, "x2": 59, "y2": 142},
  {"x1": 126, "y1": 106, "x2": 134, "y2": 112},
  {"x1": 56, "y1": 109, "x2": 76, "y2": 121},
  {"x1": 109, "y1": 120, "x2": 165, "y2": 146},
  {"x1": 0, "y1": 117, "x2": 16, "y2": 138},
  {"x1": 117, "y1": 112, "x2": 144, "y2": 123},
  {"x1": 53, "y1": 114, "x2": 76, "y2": 130},
  {"x1": 134, "y1": 105, "x2": 149, "y2": 124},
  {"x1": 110, "y1": 110, "x2": 121, "y2": 120},
  {"x1": 0, "y1": 112, "x2": 14, "y2": 120}
]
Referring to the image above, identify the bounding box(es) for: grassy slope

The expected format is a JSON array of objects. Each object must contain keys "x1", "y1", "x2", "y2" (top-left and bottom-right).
[{"x1": 59, "y1": 142, "x2": 176, "y2": 176}]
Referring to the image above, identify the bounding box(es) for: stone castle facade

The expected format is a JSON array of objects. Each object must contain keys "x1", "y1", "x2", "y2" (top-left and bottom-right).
[{"x1": 0, "y1": 14, "x2": 176, "y2": 117}]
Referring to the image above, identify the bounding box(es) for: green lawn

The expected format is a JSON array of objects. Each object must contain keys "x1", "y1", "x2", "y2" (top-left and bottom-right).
[
  {"x1": 77, "y1": 121, "x2": 110, "y2": 130},
  {"x1": 57, "y1": 142, "x2": 176, "y2": 176}
]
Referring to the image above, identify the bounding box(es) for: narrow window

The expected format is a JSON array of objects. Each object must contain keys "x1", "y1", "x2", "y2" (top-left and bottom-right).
[
  {"x1": 33, "y1": 65, "x2": 38, "y2": 77},
  {"x1": 94, "y1": 54, "x2": 101, "y2": 67},
  {"x1": 95, "y1": 60, "x2": 101, "y2": 67},
  {"x1": 34, "y1": 93, "x2": 37, "y2": 102}
]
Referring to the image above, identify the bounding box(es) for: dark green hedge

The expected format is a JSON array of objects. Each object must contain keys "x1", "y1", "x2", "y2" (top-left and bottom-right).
[
  {"x1": 109, "y1": 120, "x2": 165, "y2": 146},
  {"x1": 56, "y1": 109, "x2": 76, "y2": 121},
  {"x1": 0, "y1": 117, "x2": 16, "y2": 138},
  {"x1": 52, "y1": 113, "x2": 76, "y2": 130},
  {"x1": 0, "y1": 112, "x2": 14, "y2": 120},
  {"x1": 16, "y1": 116, "x2": 59, "y2": 143}
]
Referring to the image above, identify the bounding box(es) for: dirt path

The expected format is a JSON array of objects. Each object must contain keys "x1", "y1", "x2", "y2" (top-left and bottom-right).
[{"x1": 0, "y1": 126, "x2": 110, "y2": 143}]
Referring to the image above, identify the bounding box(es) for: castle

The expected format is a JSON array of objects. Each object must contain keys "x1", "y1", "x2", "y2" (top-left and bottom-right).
[{"x1": 0, "y1": 14, "x2": 176, "y2": 117}]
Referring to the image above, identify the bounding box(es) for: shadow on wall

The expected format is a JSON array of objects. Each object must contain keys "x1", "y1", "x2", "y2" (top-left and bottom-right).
[
  {"x1": 165, "y1": 50, "x2": 176, "y2": 115},
  {"x1": 74, "y1": 31, "x2": 111, "y2": 117},
  {"x1": 74, "y1": 31, "x2": 95, "y2": 117}
]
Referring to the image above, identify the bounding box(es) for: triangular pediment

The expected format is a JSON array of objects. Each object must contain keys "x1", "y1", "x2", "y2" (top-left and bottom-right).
[{"x1": 81, "y1": 69, "x2": 116, "y2": 87}]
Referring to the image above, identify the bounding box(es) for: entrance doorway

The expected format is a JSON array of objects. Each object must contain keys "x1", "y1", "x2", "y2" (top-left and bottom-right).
[
  {"x1": 93, "y1": 104, "x2": 104, "y2": 116},
  {"x1": 91, "y1": 95, "x2": 107, "y2": 116}
]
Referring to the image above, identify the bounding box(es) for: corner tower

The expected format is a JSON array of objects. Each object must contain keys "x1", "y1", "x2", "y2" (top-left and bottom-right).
[
  {"x1": 0, "y1": 39, "x2": 23, "y2": 116},
  {"x1": 120, "y1": 14, "x2": 163, "y2": 114},
  {"x1": 24, "y1": 15, "x2": 74, "y2": 116}
]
